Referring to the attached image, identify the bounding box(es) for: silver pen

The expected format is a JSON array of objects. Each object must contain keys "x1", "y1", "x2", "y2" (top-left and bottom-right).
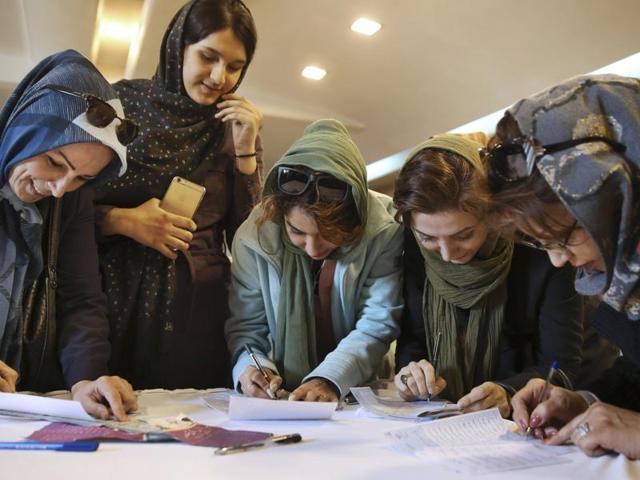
[
  {"x1": 214, "y1": 433, "x2": 302, "y2": 455},
  {"x1": 244, "y1": 344, "x2": 276, "y2": 400},
  {"x1": 428, "y1": 331, "x2": 443, "y2": 401}
]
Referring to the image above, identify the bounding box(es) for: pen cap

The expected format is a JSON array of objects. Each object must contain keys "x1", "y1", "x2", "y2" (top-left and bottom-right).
[
  {"x1": 272, "y1": 434, "x2": 302, "y2": 444},
  {"x1": 57, "y1": 442, "x2": 99, "y2": 452}
]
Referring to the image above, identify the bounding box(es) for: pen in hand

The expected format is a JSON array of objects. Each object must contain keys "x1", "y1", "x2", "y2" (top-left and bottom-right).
[
  {"x1": 525, "y1": 360, "x2": 558, "y2": 438},
  {"x1": 244, "y1": 344, "x2": 276, "y2": 400},
  {"x1": 428, "y1": 331, "x2": 443, "y2": 401}
]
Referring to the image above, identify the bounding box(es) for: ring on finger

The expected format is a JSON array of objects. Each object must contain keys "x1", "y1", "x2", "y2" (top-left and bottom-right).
[
  {"x1": 400, "y1": 374, "x2": 410, "y2": 386},
  {"x1": 575, "y1": 422, "x2": 590, "y2": 439}
]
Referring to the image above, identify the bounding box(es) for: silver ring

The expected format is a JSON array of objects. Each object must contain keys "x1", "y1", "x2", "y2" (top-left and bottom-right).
[
  {"x1": 575, "y1": 422, "x2": 590, "y2": 439},
  {"x1": 400, "y1": 374, "x2": 409, "y2": 386}
]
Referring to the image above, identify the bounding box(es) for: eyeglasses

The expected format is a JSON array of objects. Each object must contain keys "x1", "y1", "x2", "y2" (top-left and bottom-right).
[
  {"x1": 277, "y1": 166, "x2": 350, "y2": 203},
  {"x1": 484, "y1": 135, "x2": 626, "y2": 184},
  {"x1": 516, "y1": 220, "x2": 578, "y2": 252},
  {"x1": 43, "y1": 84, "x2": 139, "y2": 146}
]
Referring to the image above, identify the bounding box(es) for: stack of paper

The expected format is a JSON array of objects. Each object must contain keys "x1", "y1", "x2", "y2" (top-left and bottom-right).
[{"x1": 385, "y1": 408, "x2": 574, "y2": 475}]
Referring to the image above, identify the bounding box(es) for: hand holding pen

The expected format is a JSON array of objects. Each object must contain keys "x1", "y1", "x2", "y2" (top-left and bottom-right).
[
  {"x1": 396, "y1": 331, "x2": 446, "y2": 401},
  {"x1": 240, "y1": 345, "x2": 283, "y2": 400},
  {"x1": 511, "y1": 361, "x2": 588, "y2": 439}
]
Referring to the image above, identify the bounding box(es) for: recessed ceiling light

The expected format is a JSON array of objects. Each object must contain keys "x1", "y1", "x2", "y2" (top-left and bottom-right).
[
  {"x1": 351, "y1": 18, "x2": 381, "y2": 36},
  {"x1": 302, "y1": 66, "x2": 327, "y2": 81}
]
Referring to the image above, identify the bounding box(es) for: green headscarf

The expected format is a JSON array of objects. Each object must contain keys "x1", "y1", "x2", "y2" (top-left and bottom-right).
[
  {"x1": 262, "y1": 119, "x2": 368, "y2": 389},
  {"x1": 407, "y1": 134, "x2": 514, "y2": 401}
]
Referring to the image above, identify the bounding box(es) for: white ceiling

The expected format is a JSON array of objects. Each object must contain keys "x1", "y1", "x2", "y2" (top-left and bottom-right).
[{"x1": 1, "y1": 0, "x2": 639, "y2": 191}]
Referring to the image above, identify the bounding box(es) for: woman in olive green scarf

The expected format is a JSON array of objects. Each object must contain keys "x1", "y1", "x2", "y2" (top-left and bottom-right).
[
  {"x1": 392, "y1": 134, "x2": 616, "y2": 417},
  {"x1": 225, "y1": 119, "x2": 403, "y2": 401}
]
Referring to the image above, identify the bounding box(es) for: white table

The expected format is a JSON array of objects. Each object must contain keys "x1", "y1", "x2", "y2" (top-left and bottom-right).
[{"x1": 1, "y1": 389, "x2": 638, "y2": 480}]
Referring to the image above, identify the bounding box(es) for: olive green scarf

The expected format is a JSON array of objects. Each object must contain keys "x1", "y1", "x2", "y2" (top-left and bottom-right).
[
  {"x1": 262, "y1": 119, "x2": 368, "y2": 389},
  {"x1": 419, "y1": 236, "x2": 513, "y2": 401},
  {"x1": 406, "y1": 133, "x2": 514, "y2": 401}
]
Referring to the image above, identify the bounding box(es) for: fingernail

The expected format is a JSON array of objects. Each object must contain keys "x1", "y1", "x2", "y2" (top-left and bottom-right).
[
  {"x1": 530, "y1": 416, "x2": 541, "y2": 427},
  {"x1": 519, "y1": 420, "x2": 527, "y2": 430}
]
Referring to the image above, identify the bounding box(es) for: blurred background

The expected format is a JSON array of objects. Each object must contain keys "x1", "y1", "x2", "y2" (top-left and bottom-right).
[{"x1": 1, "y1": 0, "x2": 639, "y2": 193}]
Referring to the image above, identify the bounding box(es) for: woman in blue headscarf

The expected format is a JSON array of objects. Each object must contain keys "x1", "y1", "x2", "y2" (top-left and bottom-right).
[{"x1": 0, "y1": 49, "x2": 137, "y2": 420}]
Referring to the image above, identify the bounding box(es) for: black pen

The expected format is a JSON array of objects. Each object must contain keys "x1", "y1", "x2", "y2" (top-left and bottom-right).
[
  {"x1": 428, "y1": 331, "x2": 443, "y2": 401},
  {"x1": 526, "y1": 360, "x2": 558, "y2": 438},
  {"x1": 244, "y1": 344, "x2": 276, "y2": 400}
]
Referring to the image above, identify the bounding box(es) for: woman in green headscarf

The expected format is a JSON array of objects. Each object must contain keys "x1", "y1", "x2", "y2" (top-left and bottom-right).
[
  {"x1": 225, "y1": 119, "x2": 403, "y2": 401},
  {"x1": 392, "y1": 134, "x2": 617, "y2": 417}
]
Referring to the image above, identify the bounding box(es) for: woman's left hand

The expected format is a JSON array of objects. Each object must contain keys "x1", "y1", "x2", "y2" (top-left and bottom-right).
[
  {"x1": 215, "y1": 93, "x2": 262, "y2": 175},
  {"x1": 71, "y1": 376, "x2": 138, "y2": 421},
  {"x1": 546, "y1": 402, "x2": 640, "y2": 459},
  {"x1": 457, "y1": 381, "x2": 511, "y2": 418},
  {"x1": 289, "y1": 378, "x2": 339, "y2": 402}
]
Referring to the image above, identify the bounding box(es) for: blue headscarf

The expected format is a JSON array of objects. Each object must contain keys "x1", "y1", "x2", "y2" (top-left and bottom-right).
[{"x1": 0, "y1": 49, "x2": 128, "y2": 368}]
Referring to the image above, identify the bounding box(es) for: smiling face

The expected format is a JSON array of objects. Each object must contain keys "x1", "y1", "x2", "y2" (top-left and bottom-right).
[
  {"x1": 7, "y1": 142, "x2": 113, "y2": 203},
  {"x1": 284, "y1": 206, "x2": 339, "y2": 261},
  {"x1": 181, "y1": 28, "x2": 247, "y2": 105},
  {"x1": 411, "y1": 210, "x2": 489, "y2": 264}
]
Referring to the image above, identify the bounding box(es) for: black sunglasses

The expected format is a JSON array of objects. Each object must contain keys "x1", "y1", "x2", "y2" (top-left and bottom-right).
[
  {"x1": 277, "y1": 166, "x2": 350, "y2": 203},
  {"x1": 484, "y1": 135, "x2": 626, "y2": 184},
  {"x1": 44, "y1": 84, "x2": 139, "y2": 146}
]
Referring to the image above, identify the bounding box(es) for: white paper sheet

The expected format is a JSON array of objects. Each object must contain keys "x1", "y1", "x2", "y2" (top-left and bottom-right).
[
  {"x1": 0, "y1": 392, "x2": 94, "y2": 421},
  {"x1": 418, "y1": 442, "x2": 572, "y2": 475},
  {"x1": 385, "y1": 408, "x2": 506, "y2": 448},
  {"x1": 227, "y1": 395, "x2": 337, "y2": 420},
  {"x1": 350, "y1": 386, "x2": 461, "y2": 420}
]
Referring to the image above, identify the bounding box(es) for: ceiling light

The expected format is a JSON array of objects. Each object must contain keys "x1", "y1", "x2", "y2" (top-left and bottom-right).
[
  {"x1": 99, "y1": 20, "x2": 138, "y2": 42},
  {"x1": 302, "y1": 66, "x2": 327, "y2": 81},
  {"x1": 351, "y1": 18, "x2": 381, "y2": 36}
]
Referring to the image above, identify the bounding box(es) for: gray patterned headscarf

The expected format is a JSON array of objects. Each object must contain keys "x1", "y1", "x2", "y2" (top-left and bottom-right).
[{"x1": 509, "y1": 74, "x2": 640, "y2": 319}]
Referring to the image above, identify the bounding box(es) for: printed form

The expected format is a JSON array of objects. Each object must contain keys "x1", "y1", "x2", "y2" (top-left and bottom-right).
[{"x1": 385, "y1": 408, "x2": 573, "y2": 475}]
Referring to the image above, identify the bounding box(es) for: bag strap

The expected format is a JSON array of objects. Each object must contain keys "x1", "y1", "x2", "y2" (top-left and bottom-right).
[{"x1": 47, "y1": 198, "x2": 63, "y2": 288}]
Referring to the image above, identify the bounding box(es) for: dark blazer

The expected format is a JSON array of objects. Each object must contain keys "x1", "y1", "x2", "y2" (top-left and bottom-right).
[
  {"x1": 586, "y1": 302, "x2": 640, "y2": 411},
  {"x1": 396, "y1": 231, "x2": 586, "y2": 394},
  {"x1": 36, "y1": 187, "x2": 110, "y2": 390}
]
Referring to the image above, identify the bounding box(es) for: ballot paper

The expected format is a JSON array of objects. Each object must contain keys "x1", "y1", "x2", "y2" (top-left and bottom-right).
[
  {"x1": 385, "y1": 408, "x2": 572, "y2": 475},
  {"x1": 203, "y1": 390, "x2": 337, "y2": 420},
  {"x1": 228, "y1": 396, "x2": 337, "y2": 420},
  {"x1": 350, "y1": 386, "x2": 461, "y2": 420}
]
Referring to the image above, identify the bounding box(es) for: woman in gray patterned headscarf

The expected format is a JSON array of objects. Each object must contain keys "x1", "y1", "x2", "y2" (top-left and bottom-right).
[{"x1": 487, "y1": 74, "x2": 640, "y2": 459}]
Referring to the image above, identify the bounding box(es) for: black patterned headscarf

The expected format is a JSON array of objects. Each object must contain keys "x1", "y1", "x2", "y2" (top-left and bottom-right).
[
  {"x1": 94, "y1": 0, "x2": 256, "y2": 377},
  {"x1": 508, "y1": 74, "x2": 640, "y2": 319},
  {"x1": 95, "y1": 0, "x2": 254, "y2": 204}
]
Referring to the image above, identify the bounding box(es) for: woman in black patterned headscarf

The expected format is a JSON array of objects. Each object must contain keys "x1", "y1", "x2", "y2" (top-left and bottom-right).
[{"x1": 94, "y1": 0, "x2": 262, "y2": 389}]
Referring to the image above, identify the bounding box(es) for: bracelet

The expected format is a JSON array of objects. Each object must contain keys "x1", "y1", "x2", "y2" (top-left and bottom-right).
[{"x1": 235, "y1": 152, "x2": 257, "y2": 158}]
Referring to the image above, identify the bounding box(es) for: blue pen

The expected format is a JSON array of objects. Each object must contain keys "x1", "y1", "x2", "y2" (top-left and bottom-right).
[
  {"x1": 0, "y1": 441, "x2": 99, "y2": 452},
  {"x1": 525, "y1": 360, "x2": 558, "y2": 438}
]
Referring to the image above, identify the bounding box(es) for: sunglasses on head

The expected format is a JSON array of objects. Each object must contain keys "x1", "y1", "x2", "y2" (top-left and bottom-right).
[
  {"x1": 276, "y1": 166, "x2": 350, "y2": 203},
  {"x1": 44, "y1": 84, "x2": 139, "y2": 146},
  {"x1": 484, "y1": 135, "x2": 626, "y2": 184}
]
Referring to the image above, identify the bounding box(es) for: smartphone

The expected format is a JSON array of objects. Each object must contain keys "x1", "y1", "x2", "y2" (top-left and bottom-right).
[{"x1": 160, "y1": 176, "x2": 206, "y2": 219}]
